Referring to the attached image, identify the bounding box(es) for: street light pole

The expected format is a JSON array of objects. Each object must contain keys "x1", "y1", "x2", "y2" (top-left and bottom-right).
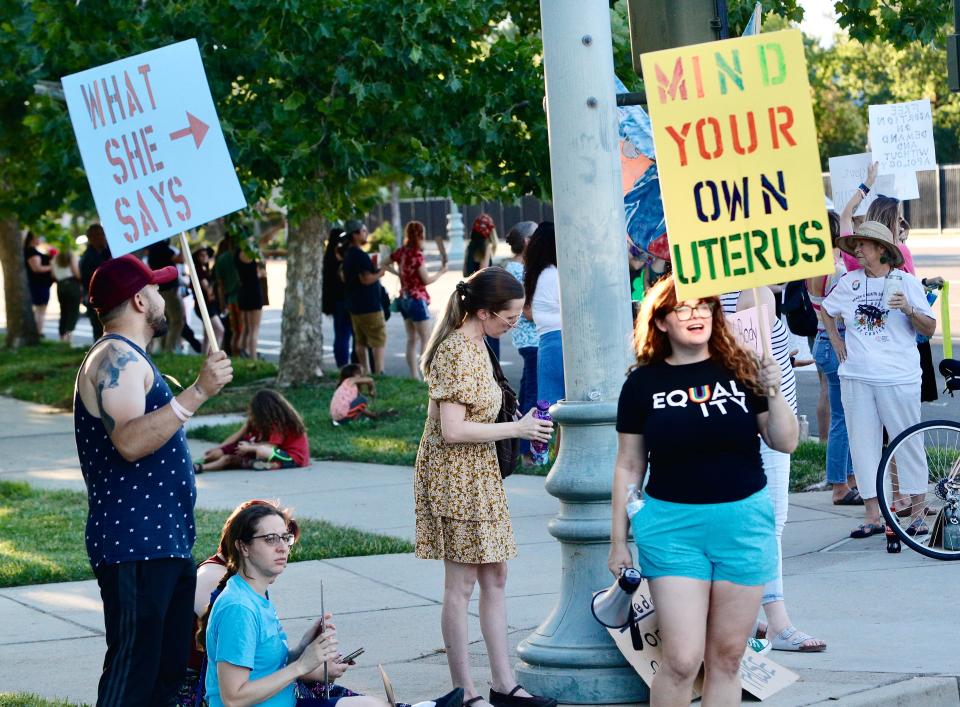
[{"x1": 514, "y1": 1, "x2": 642, "y2": 703}]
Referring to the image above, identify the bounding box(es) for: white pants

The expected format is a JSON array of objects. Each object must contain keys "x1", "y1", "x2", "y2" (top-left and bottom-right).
[
  {"x1": 840, "y1": 379, "x2": 926, "y2": 499},
  {"x1": 760, "y1": 441, "x2": 789, "y2": 605}
]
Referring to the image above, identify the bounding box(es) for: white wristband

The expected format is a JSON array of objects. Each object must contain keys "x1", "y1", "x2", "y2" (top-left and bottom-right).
[{"x1": 170, "y1": 397, "x2": 194, "y2": 423}]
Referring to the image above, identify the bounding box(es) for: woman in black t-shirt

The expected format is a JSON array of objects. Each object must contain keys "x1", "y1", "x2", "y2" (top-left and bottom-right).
[{"x1": 608, "y1": 275, "x2": 798, "y2": 707}]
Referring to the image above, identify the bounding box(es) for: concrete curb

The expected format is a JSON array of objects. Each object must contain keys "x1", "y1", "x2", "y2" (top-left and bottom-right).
[{"x1": 810, "y1": 676, "x2": 960, "y2": 707}]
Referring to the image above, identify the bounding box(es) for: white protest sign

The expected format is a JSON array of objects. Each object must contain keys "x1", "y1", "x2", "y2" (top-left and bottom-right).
[
  {"x1": 828, "y1": 153, "x2": 918, "y2": 216},
  {"x1": 61, "y1": 39, "x2": 246, "y2": 257},
  {"x1": 868, "y1": 99, "x2": 937, "y2": 174},
  {"x1": 604, "y1": 579, "x2": 798, "y2": 700},
  {"x1": 726, "y1": 305, "x2": 771, "y2": 357}
]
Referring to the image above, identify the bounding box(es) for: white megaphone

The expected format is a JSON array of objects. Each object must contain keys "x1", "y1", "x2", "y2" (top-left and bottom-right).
[{"x1": 591, "y1": 567, "x2": 643, "y2": 629}]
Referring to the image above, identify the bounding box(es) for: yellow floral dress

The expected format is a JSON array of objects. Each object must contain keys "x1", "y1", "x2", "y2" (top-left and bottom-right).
[{"x1": 414, "y1": 330, "x2": 518, "y2": 564}]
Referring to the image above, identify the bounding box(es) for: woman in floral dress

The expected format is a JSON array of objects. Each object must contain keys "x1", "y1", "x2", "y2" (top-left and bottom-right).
[{"x1": 416, "y1": 267, "x2": 554, "y2": 707}]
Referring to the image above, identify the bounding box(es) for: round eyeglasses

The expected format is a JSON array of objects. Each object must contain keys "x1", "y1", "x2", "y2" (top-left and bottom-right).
[{"x1": 671, "y1": 301, "x2": 715, "y2": 321}]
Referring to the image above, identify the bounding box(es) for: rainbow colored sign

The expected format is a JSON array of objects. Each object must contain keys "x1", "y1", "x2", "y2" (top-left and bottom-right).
[{"x1": 640, "y1": 30, "x2": 831, "y2": 299}]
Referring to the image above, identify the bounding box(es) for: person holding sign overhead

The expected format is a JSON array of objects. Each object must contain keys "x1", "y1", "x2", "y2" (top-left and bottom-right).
[
  {"x1": 822, "y1": 221, "x2": 936, "y2": 539},
  {"x1": 609, "y1": 276, "x2": 798, "y2": 706},
  {"x1": 74, "y1": 254, "x2": 233, "y2": 707}
]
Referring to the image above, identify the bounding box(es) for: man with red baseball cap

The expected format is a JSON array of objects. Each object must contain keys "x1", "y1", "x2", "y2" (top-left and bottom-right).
[{"x1": 76, "y1": 254, "x2": 233, "y2": 707}]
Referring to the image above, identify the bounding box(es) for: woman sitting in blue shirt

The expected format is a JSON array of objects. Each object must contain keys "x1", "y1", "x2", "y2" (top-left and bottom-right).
[{"x1": 199, "y1": 501, "x2": 464, "y2": 707}]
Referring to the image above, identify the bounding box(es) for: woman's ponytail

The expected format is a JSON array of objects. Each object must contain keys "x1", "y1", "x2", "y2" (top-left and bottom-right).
[{"x1": 420, "y1": 268, "x2": 523, "y2": 378}]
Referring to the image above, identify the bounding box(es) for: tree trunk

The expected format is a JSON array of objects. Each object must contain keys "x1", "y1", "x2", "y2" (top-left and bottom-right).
[
  {"x1": 0, "y1": 217, "x2": 39, "y2": 348},
  {"x1": 390, "y1": 182, "x2": 403, "y2": 248},
  {"x1": 276, "y1": 210, "x2": 325, "y2": 386}
]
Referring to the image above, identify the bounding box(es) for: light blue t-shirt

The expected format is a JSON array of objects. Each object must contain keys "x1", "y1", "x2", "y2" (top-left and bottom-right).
[
  {"x1": 205, "y1": 574, "x2": 295, "y2": 707},
  {"x1": 504, "y1": 260, "x2": 539, "y2": 350}
]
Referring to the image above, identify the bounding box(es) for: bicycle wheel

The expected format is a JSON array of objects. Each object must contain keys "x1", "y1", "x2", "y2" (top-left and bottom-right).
[{"x1": 877, "y1": 420, "x2": 960, "y2": 560}]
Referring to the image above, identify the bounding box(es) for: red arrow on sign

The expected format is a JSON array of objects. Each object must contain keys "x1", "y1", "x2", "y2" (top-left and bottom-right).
[{"x1": 169, "y1": 111, "x2": 210, "y2": 149}]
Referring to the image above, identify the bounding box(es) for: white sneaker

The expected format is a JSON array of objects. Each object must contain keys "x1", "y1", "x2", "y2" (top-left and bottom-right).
[{"x1": 747, "y1": 637, "x2": 772, "y2": 655}]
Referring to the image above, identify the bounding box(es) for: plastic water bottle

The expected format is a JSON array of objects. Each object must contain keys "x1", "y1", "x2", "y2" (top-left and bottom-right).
[
  {"x1": 530, "y1": 400, "x2": 552, "y2": 465},
  {"x1": 885, "y1": 510, "x2": 901, "y2": 553},
  {"x1": 798, "y1": 414, "x2": 810, "y2": 442},
  {"x1": 625, "y1": 484, "x2": 645, "y2": 520}
]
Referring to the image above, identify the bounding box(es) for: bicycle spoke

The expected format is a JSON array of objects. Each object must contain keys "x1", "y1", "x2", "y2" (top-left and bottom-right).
[{"x1": 878, "y1": 421, "x2": 960, "y2": 560}]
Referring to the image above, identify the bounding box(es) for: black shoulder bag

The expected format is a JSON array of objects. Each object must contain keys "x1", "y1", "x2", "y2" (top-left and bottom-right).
[{"x1": 485, "y1": 341, "x2": 520, "y2": 478}]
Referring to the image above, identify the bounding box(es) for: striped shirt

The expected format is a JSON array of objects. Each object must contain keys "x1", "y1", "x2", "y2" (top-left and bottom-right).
[{"x1": 721, "y1": 291, "x2": 798, "y2": 414}]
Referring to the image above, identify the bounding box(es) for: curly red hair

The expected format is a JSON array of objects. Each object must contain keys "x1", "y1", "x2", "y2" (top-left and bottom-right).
[{"x1": 631, "y1": 276, "x2": 763, "y2": 396}]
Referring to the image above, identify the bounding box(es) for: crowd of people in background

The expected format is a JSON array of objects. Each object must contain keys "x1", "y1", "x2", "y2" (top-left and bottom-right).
[{"x1": 21, "y1": 219, "x2": 271, "y2": 358}]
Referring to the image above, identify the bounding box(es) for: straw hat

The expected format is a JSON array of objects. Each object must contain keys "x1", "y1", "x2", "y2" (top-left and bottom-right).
[{"x1": 837, "y1": 220, "x2": 904, "y2": 268}]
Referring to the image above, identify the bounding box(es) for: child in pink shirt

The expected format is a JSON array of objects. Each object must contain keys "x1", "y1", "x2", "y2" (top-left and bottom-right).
[{"x1": 330, "y1": 364, "x2": 394, "y2": 423}]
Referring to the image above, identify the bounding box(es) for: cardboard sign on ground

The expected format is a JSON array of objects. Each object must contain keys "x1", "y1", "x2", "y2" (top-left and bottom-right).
[
  {"x1": 603, "y1": 579, "x2": 798, "y2": 700},
  {"x1": 640, "y1": 30, "x2": 832, "y2": 300},
  {"x1": 727, "y1": 304, "x2": 771, "y2": 357}
]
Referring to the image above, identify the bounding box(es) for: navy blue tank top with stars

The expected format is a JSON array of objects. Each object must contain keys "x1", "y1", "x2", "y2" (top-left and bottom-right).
[{"x1": 75, "y1": 334, "x2": 196, "y2": 569}]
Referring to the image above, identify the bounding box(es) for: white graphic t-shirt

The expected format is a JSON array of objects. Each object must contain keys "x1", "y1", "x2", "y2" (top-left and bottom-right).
[{"x1": 822, "y1": 270, "x2": 933, "y2": 385}]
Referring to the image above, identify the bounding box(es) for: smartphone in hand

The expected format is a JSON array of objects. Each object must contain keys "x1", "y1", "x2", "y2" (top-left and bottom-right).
[{"x1": 339, "y1": 647, "x2": 364, "y2": 664}]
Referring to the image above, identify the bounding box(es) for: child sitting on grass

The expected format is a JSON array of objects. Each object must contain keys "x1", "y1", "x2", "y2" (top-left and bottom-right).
[
  {"x1": 195, "y1": 389, "x2": 310, "y2": 472},
  {"x1": 330, "y1": 364, "x2": 396, "y2": 424}
]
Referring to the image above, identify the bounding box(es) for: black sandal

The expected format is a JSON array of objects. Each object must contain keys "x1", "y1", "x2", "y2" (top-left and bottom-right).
[
  {"x1": 464, "y1": 697, "x2": 485, "y2": 707},
  {"x1": 489, "y1": 685, "x2": 558, "y2": 707}
]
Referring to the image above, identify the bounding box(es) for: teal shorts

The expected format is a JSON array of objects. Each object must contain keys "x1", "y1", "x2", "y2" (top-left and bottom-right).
[{"x1": 631, "y1": 488, "x2": 778, "y2": 586}]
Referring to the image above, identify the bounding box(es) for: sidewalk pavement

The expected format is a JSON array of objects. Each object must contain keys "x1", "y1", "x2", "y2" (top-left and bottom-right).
[{"x1": 0, "y1": 396, "x2": 958, "y2": 706}]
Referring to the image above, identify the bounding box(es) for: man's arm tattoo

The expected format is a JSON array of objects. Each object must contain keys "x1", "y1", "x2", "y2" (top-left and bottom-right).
[{"x1": 94, "y1": 344, "x2": 140, "y2": 435}]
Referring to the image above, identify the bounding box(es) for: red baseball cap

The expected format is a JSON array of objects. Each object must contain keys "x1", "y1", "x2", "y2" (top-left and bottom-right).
[{"x1": 88, "y1": 254, "x2": 178, "y2": 314}]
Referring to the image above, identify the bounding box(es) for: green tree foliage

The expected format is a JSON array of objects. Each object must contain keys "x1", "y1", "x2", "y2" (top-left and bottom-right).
[
  {"x1": 833, "y1": 0, "x2": 952, "y2": 48},
  {"x1": 806, "y1": 27, "x2": 960, "y2": 167}
]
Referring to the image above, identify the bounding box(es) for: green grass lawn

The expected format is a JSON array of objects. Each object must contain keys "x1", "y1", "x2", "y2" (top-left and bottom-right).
[
  {"x1": 0, "y1": 341, "x2": 274, "y2": 412},
  {"x1": 790, "y1": 440, "x2": 827, "y2": 492},
  {"x1": 0, "y1": 480, "x2": 412, "y2": 588},
  {"x1": 0, "y1": 695, "x2": 89, "y2": 707},
  {"x1": 190, "y1": 373, "x2": 431, "y2": 466}
]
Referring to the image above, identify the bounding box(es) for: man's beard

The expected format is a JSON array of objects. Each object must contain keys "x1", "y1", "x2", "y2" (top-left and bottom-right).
[{"x1": 148, "y1": 305, "x2": 169, "y2": 339}]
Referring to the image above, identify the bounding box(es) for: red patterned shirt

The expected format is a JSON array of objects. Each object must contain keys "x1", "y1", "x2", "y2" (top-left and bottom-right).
[{"x1": 391, "y1": 246, "x2": 429, "y2": 303}]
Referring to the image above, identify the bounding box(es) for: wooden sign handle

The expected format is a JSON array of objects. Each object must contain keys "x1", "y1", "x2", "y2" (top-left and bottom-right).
[
  {"x1": 179, "y1": 232, "x2": 219, "y2": 354},
  {"x1": 752, "y1": 287, "x2": 776, "y2": 398}
]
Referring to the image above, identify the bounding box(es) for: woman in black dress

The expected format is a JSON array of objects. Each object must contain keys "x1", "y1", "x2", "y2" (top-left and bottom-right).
[
  {"x1": 236, "y1": 242, "x2": 264, "y2": 359},
  {"x1": 23, "y1": 231, "x2": 53, "y2": 336}
]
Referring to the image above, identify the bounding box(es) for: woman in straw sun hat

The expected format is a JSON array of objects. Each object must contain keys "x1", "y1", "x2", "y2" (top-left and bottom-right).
[{"x1": 822, "y1": 220, "x2": 936, "y2": 540}]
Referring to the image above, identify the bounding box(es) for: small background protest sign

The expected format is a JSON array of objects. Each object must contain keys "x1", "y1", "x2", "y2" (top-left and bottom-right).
[
  {"x1": 640, "y1": 30, "x2": 832, "y2": 300},
  {"x1": 61, "y1": 39, "x2": 246, "y2": 257},
  {"x1": 868, "y1": 99, "x2": 936, "y2": 174},
  {"x1": 603, "y1": 579, "x2": 798, "y2": 700},
  {"x1": 727, "y1": 305, "x2": 771, "y2": 357},
  {"x1": 828, "y1": 152, "x2": 919, "y2": 217}
]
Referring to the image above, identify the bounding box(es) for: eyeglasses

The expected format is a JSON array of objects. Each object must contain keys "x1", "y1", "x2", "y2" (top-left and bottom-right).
[
  {"x1": 492, "y1": 311, "x2": 521, "y2": 329},
  {"x1": 899, "y1": 217, "x2": 910, "y2": 231},
  {"x1": 250, "y1": 533, "x2": 297, "y2": 547},
  {"x1": 671, "y1": 301, "x2": 715, "y2": 321}
]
